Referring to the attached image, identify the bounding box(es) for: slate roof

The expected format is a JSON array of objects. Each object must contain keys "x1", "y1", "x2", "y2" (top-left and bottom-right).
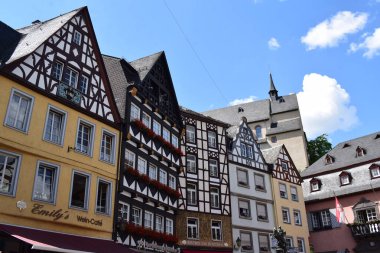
[
  {"x1": 226, "y1": 125, "x2": 239, "y2": 139},
  {"x1": 266, "y1": 117, "x2": 302, "y2": 135},
  {"x1": 261, "y1": 145, "x2": 283, "y2": 164},
  {"x1": 0, "y1": 8, "x2": 81, "y2": 66},
  {"x1": 102, "y1": 55, "x2": 140, "y2": 119},
  {"x1": 301, "y1": 131, "x2": 380, "y2": 178},
  {"x1": 180, "y1": 106, "x2": 230, "y2": 127},
  {"x1": 129, "y1": 51, "x2": 163, "y2": 81}
]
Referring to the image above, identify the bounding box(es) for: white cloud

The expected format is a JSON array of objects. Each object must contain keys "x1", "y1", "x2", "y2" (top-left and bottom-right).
[
  {"x1": 297, "y1": 73, "x2": 359, "y2": 139},
  {"x1": 228, "y1": 96, "x2": 257, "y2": 106},
  {"x1": 349, "y1": 28, "x2": 380, "y2": 58},
  {"x1": 301, "y1": 11, "x2": 368, "y2": 50},
  {"x1": 268, "y1": 37, "x2": 280, "y2": 50}
]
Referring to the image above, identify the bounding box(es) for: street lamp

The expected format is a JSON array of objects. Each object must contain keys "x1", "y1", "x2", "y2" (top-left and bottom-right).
[{"x1": 235, "y1": 237, "x2": 241, "y2": 248}]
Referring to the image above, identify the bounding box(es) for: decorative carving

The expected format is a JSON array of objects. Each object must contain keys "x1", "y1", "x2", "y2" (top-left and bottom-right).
[{"x1": 57, "y1": 82, "x2": 82, "y2": 104}]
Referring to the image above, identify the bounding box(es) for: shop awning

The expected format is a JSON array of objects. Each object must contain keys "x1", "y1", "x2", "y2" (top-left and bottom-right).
[{"x1": 0, "y1": 223, "x2": 135, "y2": 253}]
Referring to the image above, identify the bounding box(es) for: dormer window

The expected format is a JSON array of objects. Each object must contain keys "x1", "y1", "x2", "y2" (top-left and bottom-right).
[
  {"x1": 310, "y1": 178, "x2": 321, "y2": 192},
  {"x1": 339, "y1": 171, "x2": 352, "y2": 186},
  {"x1": 375, "y1": 134, "x2": 380, "y2": 140},
  {"x1": 356, "y1": 146, "x2": 366, "y2": 157},
  {"x1": 325, "y1": 155, "x2": 335, "y2": 165},
  {"x1": 369, "y1": 164, "x2": 380, "y2": 179},
  {"x1": 343, "y1": 143, "x2": 351, "y2": 148}
]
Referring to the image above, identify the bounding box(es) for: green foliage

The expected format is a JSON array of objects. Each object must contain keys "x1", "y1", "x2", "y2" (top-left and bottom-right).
[
  {"x1": 307, "y1": 134, "x2": 332, "y2": 165},
  {"x1": 272, "y1": 226, "x2": 287, "y2": 253}
]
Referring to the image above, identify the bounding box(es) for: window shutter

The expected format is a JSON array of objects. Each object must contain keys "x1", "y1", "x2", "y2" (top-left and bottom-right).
[{"x1": 329, "y1": 208, "x2": 341, "y2": 228}]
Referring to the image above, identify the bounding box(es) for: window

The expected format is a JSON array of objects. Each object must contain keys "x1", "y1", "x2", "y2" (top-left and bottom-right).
[
  {"x1": 239, "y1": 199, "x2": 251, "y2": 218},
  {"x1": 257, "y1": 203, "x2": 268, "y2": 221},
  {"x1": 240, "y1": 231, "x2": 253, "y2": 252},
  {"x1": 5, "y1": 89, "x2": 33, "y2": 132},
  {"x1": 311, "y1": 210, "x2": 331, "y2": 230},
  {"x1": 310, "y1": 178, "x2": 321, "y2": 192},
  {"x1": 163, "y1": 128, "x2": 170, "y2": 142},
  {"x1": 144, "y1": 211, "x2": 153, "y2": 229},
  {"x1": 172, "y1": 135, "x2": 178, "y2": 148},
  {"x1": 142, "y1": 112, "x2": 151, "y2": 128},
  {"x1": 73, "y1": 30, "x2": 82, "y2": 45},
  {"x1": 258, "y1": 234, "x2": 270, "y2": 253},
  {"x1": 43, "y1": 106, "x2": 66, "y2": 145},
  {"x1": 325, "y1": 155, "x2": 334, "y2": 164},
  {"x1": 149, "y1": 164, "x2": 157, "y2": 179},
  {"x1": 208, "y1": 131, "x2": 217, "y2": 148},
  {"x1": 153, "y1": 120, "x2": 161, "y2": 135},
  {"x1": 137, "y1": 157, "x2": 147, "y2": 174},
  {"x1": 132, "y1": 207, "x2": 142, "y2": 226},
  {"x1": 255, "y1": 126, "x2": 262, "y2": 139},
  {"x1": 169, "y1": 174, "x2": 176, "y2": 189},
  {"x1": 156, "y1": 215, "x2": 164, "y2": 233},
  {"x1": 279, "y1": 183, "x2": 287, "y2": 198},
  {"x1": 247, "y1": 145, "x2": 253, "y2": 158},
  {"x1": 210, "y1": 187, "x2": 220, "y2": 208},
  {"x1": 0, "y1": 151, "x2": 20, "y2": 196},
  {"x1": 339, "y1": 171, "x2": 351, "y2": 186},
  {"x1": 370, "y1": 165, "x2": 380, "y2": 178},
  {"x1": 159, "y1": 169, "x2": 167, "y2": 185},
  {"x1": 63, "y1": 67, "x2": 78, "y2": 87},
  {"x1": 186, "y1": 154, "x2": 196, "y2": 173},
  {"x1": 100, "y1": 130, "x2": 116, "y2": 163},
  {"x1": 70, "y1": 171, "x2": 90, "y2": 209},
  {"x1": 187, "y1": 218, "x2": 198, "y2": 239},
  {"x1": 96, "y1": 179, "x2": 111, "y2": 215},
  {"x1": 241, "y1": 143, "x2": 247, "y2": 157},
  {"x1": 281, "y1": 162, "x2": 288, "y2": 171},
  {"x1": 33, "y1": 162, "x2": 58, "y2": 203},
  {"x1": 209, "y1": 159, "x2": 218, "y2": 177},
  {"x1": 211, "y1": 220, "x2": 222, "y2": 241},
  {"x1": 125, "y1": 149, "x2": 135, "y2": 168},
  {"x1": 75, "y1": 120, "x2": 94, "y2": 155},
  {"x1": 52, "y1": 61, "x2": 63, "y2": 80},
  {"x1": 271, "y1": 136, "x2": 277, "y2": 143},
  {"x1": 282, "y1": 208, "x2": 290, "y2": 223},
  {"x1": 297, "y1": 238, "x2": 305, "y2": 253},
  {"x1": 285, "y1": 237, "x2": 293, "y2": 250},
  {"x1": 130, "y1": 103, "x2": 140, "y2": 121},
  {"x1": 237, "y1": 169, "x2": 249, "y2": 187},
  {"x1": 187, "y1": 183, "x2": 197, "y2": 206},
  {"x1": 356, "y1": 207, "x2": 378, "y2": 223},
  {"x1": 356, "y1": 146, "x2": 366, "y2": 157},
  {"x1": 290, "y1": 186, "x2": 298, "y2": 201},
  {"x1": 254, "y1": 174, "x2": 265, "y2": 191},
  {"x1": 294, "y1": 210, "x2": 302, "y2": 225},
  {"x1": 166, "y1": 218, "x2": 173, "y2": 235},
  {"x1": 186, "y1": 125, "x2": 195, "y2": 143},
  {"x1": 118, "y1": 202, "x2": 129, "y2": 222},
  {"x1": 79, "y1": 75, "x2": 88, "y2": 94}
]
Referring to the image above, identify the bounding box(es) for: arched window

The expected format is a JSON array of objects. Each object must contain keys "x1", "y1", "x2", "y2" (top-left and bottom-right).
[{"x1": 255, "y1": 125, "x2": 262, "y2": 139}]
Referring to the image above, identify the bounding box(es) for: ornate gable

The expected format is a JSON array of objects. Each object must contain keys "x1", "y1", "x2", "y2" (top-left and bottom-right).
[
  {"x1": 272, "y1": 145, "x2": 302, "y2": 185},
  {"x1": 4, "y1": 7, "x2": 120, "y2": 125}
]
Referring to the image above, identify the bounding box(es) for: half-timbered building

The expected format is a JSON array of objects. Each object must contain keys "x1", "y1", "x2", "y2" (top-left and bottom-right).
[
  {"x1": 227, "y1": 117, "x2": 275, "y2": 253},
  {"x1": 262, "y1": 145, "x2": 310, "y2": 253},
  {"x1": 0, "y1": 7, "x2": 133, "y2": 252},
  {"x1": 177, "y1": 107, "x2": 232, "y2": 252},
  {"x1": 103, "y1": 52, "x2": 182, "y2": 252}
]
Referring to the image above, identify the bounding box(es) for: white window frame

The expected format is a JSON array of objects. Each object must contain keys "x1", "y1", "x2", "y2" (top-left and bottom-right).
[
  {"x1": 163, "y1": 127, "x2": 170, "y2": 142},
  {"x1": 52, "y1": 61, "x2": 64, "y2": 80},
  {"x1": 285, "y1": 237, "x2": 294, "y2": 250},
  {"x1": 208, "y1": 131, "x2": 217, "y2": 148},
  {"x1": 256, "y1": 202, "x2": 268, "y2": 221},
  {"x1": 32, "y1": 161, "x2": 59, "y2": 204},
  {"x1": 294, "y1": 209, "x2": 302, "y2": 225},
  {"x1": 125, "y1": 149, "x2": 135, "y2": 168},
  {"x1": 187, "y1": 183, "x2": 197, "y2": 206},
  {"x1": 290, "y1": 186, "x2": 298, "y2": 201},
  {"x1": 187, "y1": 154, "x2": 196, "y2": 173},
  {"x1": 237, "y1": 168, "x2": 249, "y2": 187},
  {"x1": 159, "y1": 169, "x2": 167, "y2": 185},
  {"x1": 255, "y1": 125, "x2": 262, "y2": 139},
  {"x1": 4, "y1": 89, "x2": 34, "y2": 133},
  {"x1": 130, "y1": 102, "x2": 140, "y2": 122},
  {"x1": 75, "y1": 118, "x2": 95, "y2": 156},
  {"x1": 153, "y1": 120, "x2": 161, "y2": 135},
  {"x1": 186, "y1": 125, "x2": 196, "y2": 143},
  {"x1": 187, "y1": 218, "x2": 199, "y2": 239},
  {"x1": 279, "y1": 183, "x2": 288, "y2": 199},
  {"x1": 282, "y1": 207, "x2": 291, "y2": 224},
  {"x1": 142, "y1": 111, "x2": 151, "y2": 128},
  {"x1": 73, "y1": 30, "x2": 82, "y2": 45},
  {"x1": 156, "y1": 215, "x2": 164, "y2": 233},
  {"x1": 137, "y1": 157, "x2": 147, "y2": 174},
  {"x1": 69, "y1": 170, "x2": 90, "y2": 210},
  {"x1": 43, "y1": 105, "x2": 67, "y2": 146},
  {"x1": 254, "y1": 173, "x2": 265, "y2": 191},
  {"x1": 79, "y1": 75, "x2": 88, "y2": 94},
  {"x1": 340, "y1": 174, "x2": 350, "y2": 185},
  {"x1": 132, "y1": 207, "x2": 142, "y2": 226},
  {"x1": 297, "y1": 238, "x2": 306, "y2": 253},
  {"x1": 166, "y1": 218, "x2": 173, "y2": 235},
  {"x1": 239, "y1": 199, "x2": 251, "y2": 218},
  {"x1": 100, "y1": 129, "x2": 116, "y2": 164},
  {"x1": 64, "y1": 67, "x2": 78, "y2": 88},
  {"x1": 370, "y1": 167, "x2": 380, "y2": 178},
  {"x1": 211, "y1": 220, "x2": 222, "y2": 241},
  {"x1": 210, "y1": 187, "x2": 220, "y2": 209},
  {"x1": 95, "y1": 178, "x2": 112, "y2": 215},
  {"x1": 247, "y1": 145, "x2": 253, "y2": 159},
  {"x1": 169, "y1": 174, "x2": 176, "y2": 189},
  {"x1": 241, "y1": 143, "x2": 247, "y2": 157},
  {"x1": 281, "y1": 162, "x2": 288, "y2": 171},
  {"x1": 0, "y1": 150, "x2": 21, "y2": 197},
  {"x1": 144, "y1": 211, "x2": 154, "y2": 229},
  {"x1": 118, "y1": 202, "x2": 129, "y2": 222},
  {"x1": 172, "y1": 134, "x2": 179, "y2": 148},
  {"x1": 209, "y1": 159, "x2": 218, "y2": 177},
  {"x1": 149, "y1": 163, "x2": 157, "y2": 180}
]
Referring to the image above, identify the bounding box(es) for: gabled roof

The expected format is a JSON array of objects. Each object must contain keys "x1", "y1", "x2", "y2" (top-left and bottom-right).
[
  {"x1": 301, "y1": 131, "x2": 380, "y2": 178},
  {"x1": 1, "y1": 8, "x2": 81, "y2": 66},
  {"x1": 129, "y1": 51, "x2": 162, "y2": 81},
  {"x1": 261, "y1": 145, "x2": 283, "y2": 164},
  {"x1": 180, "y1": 106, "x2": 230, "y2": 127}
]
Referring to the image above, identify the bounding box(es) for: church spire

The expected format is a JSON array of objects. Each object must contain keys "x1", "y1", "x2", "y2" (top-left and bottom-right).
[{"x1": 269, "y1": 72, "x2": 278, "y2": 101}]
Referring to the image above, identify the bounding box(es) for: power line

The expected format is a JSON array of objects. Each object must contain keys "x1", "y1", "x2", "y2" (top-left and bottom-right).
[{"x1": 162, "y1": 0, "x2": 229, "y2": 104}]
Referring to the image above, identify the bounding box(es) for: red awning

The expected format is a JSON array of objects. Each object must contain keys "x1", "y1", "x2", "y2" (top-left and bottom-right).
[{"x1": 0, "y1": 223, "x2": 135, "y2": 253}]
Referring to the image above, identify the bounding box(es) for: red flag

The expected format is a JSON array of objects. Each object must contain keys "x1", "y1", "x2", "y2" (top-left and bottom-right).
[{"x1": 335, "y1": 197, "x2": 344, "y2": 223}]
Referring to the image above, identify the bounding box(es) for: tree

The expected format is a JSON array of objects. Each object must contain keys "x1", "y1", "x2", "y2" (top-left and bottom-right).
[
  {"x1": 307, "y1": 134, "x2": 332, "y2": 165},
  {"x1": 272, "y1": 226, "x2": 287, "y2": 253}
]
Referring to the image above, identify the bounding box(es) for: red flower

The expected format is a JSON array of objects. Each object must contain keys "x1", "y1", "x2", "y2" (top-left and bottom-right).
[
  {"x1": 126, "y1": 166, "x2": 140, "y2": 177},
  {"x1": 140, "y1": 174, "x2": 151, "y2": 184}
]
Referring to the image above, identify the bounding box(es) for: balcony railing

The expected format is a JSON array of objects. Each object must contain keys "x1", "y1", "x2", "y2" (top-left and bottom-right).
[
  {"x1": 349, "y1": 220, "x2": 380, "y2": 238},
  {"x1": 57, "y1": 82, "x2": 82, "y2": 105}
]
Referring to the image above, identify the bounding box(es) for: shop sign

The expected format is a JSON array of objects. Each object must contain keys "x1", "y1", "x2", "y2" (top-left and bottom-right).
[
  {"x1": 183, "y1": 240, "x2": 227, "y2": 247},
  {"x1": 137, "y1": 239, "x2": 180, "y2": 253}
]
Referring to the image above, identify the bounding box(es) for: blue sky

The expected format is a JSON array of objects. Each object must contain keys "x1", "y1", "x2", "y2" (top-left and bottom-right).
[{"x1": 2, "y1": 0, "x2": 380, "y2": 146}]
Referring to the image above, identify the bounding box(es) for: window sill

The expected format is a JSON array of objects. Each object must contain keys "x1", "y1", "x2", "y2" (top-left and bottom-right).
[
  {"x1": 32, "y1": 198, "x2": 56, "y2": 206},
  {"x1": 4, "y1": 124, "x2": 29, "y2": 135},
  {"x1": 43, "y1": 139, "x2": 64, "y2": 147},
  {"x1": 239, "y1": 216, "x2": 252, "y2": 220},
  {"x1": 99, "y1": 158, "x2": 115, "y2": 166}
]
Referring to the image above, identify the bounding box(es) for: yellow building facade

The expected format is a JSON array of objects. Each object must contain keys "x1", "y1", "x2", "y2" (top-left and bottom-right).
[{"x1": 262, "y1": 145, "x2": 310, "y2": 253}]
